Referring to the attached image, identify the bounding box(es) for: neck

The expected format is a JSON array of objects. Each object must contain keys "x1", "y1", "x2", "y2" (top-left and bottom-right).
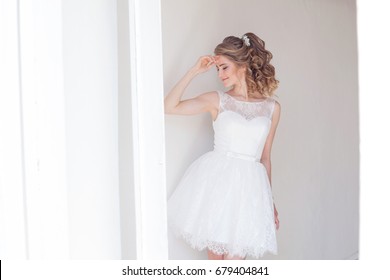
[{"x1": 232, "y1": 80, "x2": 249, "y2": 100}]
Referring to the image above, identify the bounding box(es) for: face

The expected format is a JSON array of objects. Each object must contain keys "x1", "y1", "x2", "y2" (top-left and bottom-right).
[{"x1": 215, "y1": 55, "x2": 246, "y2": 88}]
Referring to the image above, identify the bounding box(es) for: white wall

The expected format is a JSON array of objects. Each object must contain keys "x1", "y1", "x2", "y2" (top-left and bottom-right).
[
  {"x1": 1, "y1": 0, "x2": 158, "y2": 260},
  {"x1": 117, "y1": 0, "x2": 168, "y2": 260},
  {"x1": 63, "y1": 0, "x2": 122, "y2": 259},
  {"x1": 357, "y1": 0, "x2": 390, "y2": 264},
  {"x1": 0, "y1": 0, "x2": 72, "y2": 259},
  {"x1": 162, "y1": 0, "x2": 359, "y2": 260},
  {"x1": 18, "y1": 0, "x2": 70, "y2": 259},
  {"x1": 117, "y1": 0, "x2": 137, "y2": 260},
  {"x1": 0, "y1": 0, "x2": 28, "y2": 259}
]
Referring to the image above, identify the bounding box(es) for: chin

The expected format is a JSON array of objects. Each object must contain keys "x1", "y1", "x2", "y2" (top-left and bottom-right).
[
  {"x1": 223, "y1": 86, "x2": 233, "y2": 91},
  {"x1": 223, "y1": 81, "x2": 232, "y2": 88}
]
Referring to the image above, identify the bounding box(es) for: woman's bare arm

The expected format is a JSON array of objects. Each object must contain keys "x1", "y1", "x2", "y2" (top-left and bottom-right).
[
  {"x1": 164, "y1": 56, "x2": 217, "y2": 116},
  {"x1": 260, "y1": 100, "x2": 281, "y2": 230},
  {"x1": 260, "y1": 100, "x2": 281, "y2": 186}
]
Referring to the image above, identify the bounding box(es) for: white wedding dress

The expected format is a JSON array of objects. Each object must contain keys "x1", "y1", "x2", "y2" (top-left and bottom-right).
[{"x1": 167, "y1": 90, "x2": 278, "y2": 258}]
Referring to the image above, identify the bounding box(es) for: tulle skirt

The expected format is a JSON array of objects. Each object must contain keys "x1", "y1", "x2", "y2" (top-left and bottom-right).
[{"x1": 167, "y1": 150, "x2": 278, "y2": 258}]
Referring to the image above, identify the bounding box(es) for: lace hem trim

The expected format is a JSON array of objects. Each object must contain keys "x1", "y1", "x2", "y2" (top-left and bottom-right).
[{"x1": 170, "y1": 226, "x2": 278, "y2": 258}]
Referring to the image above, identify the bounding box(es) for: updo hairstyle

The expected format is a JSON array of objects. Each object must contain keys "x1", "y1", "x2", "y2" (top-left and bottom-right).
[{"x1": 214, "y1": 32, "x2": 279, "y2": 97}]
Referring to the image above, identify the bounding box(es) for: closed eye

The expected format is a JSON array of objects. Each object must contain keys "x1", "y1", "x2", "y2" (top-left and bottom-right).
[
  {"x1": 216, "y1": 66, "x2": 228, "y2": 71},
  {"x1": 216, "y1": 63, "x2": 228, "y2": 71}
]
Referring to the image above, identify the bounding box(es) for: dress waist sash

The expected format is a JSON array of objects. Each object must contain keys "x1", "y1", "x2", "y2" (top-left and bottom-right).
[{"x1": 214, "y1": 148, "x2": 259, "y2": 162}]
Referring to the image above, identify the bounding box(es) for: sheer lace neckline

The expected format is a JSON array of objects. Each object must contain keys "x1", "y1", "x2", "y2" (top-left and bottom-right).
[
  {"x1": 217, "y1": 90, "x2": 275, "y2": 121},
  {"x1": 225, "y1": 92, "x2": 268, "y2": 104}
]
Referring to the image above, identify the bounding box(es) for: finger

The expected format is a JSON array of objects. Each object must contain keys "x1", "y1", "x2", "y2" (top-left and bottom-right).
[
  {"x1": 205, "y1": 58, "x2": 215, "y2": 68},
  {"x1": 206, "y1": 60, "x2": 215, "y2": 67}
]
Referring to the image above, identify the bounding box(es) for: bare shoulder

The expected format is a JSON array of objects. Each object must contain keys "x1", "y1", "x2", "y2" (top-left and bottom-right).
[
  {"x1": 271, "y1": 99, "x2": 281, "y2": 124},
  {"x1": 273, "y1": 100, "x2": 281, "y2": 112}
]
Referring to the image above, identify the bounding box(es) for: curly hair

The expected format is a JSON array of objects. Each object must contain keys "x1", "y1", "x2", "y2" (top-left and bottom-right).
[{"x1": 214, "y1": 32, "x2": 279, "y2": 98}]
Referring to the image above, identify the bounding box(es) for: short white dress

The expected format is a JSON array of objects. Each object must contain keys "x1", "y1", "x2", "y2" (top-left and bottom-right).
[{"x1": 167, "y1": 90, "x2": 278, "y2": 258}]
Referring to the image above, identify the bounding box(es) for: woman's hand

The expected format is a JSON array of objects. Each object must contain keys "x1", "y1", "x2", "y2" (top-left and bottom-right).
[
  {"x1": 192, "y1": 55, "x2": 216, "y2": 74},
  {"x1": 274, "y1": 203, "x2": 280, "y2": 230}
]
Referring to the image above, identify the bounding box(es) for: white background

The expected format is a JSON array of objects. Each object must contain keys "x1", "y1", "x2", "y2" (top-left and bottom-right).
[{"x1": 1, "y1": 0, "x2": 390, "y2": 274}]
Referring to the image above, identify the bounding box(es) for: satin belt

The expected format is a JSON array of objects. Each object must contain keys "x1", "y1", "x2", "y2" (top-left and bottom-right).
[{"x1": 214, "y1": 149, "x2": 259, "y2": 162}]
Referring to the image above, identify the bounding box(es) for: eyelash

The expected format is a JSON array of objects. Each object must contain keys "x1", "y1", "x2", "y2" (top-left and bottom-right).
[{"x1": 217, "y1": 67, "x2": 228, "y2": 71}]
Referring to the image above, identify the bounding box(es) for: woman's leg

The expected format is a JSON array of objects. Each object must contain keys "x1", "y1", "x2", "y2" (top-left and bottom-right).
[
  {"x1": 207, "y1": 249, "x2": 224, "y2": 260},
  {"x1": 224, "y1": 253, "x2": 246, "y2": 260}
]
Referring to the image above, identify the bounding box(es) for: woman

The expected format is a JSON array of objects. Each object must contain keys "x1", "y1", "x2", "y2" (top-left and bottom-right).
[{"x1": 165, "y1": 32, "x2": 281, "y2": 260}]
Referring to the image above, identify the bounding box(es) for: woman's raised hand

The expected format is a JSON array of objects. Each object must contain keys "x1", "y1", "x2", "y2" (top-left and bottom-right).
[{"x1": 192, "y1": 55, "x2": 216, "y2": 74}]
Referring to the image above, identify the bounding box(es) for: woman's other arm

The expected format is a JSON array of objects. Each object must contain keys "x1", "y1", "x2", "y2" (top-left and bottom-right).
[
  {"x1": 260, "y1": 100, "x2": 281, "y2": 230},
  {"x1": 260, "y1": 100, "x2": 281, "y2": 186}
]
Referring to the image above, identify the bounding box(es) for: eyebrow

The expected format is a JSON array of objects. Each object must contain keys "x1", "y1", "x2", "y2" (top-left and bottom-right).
[{"x1": 216, "y1": 63, "x2": 227, "y2": 68}]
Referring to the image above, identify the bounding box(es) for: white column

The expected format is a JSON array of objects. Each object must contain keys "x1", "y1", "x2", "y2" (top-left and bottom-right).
[
  {"x1": 62, "y1": 0, "x2": 121, "y2": 259},
  {"x1": 129, "y1": 0, "x2": 168, "y2": 259},
  {"x1": 118, "y1": 0, "x2": 137, "y2": 259},
  {"x1": 18, "y1": 0, "x2": 69, "y2": 259},
  {"x1": 0, "y1": 0, "x2": 28, "y2": 259}
]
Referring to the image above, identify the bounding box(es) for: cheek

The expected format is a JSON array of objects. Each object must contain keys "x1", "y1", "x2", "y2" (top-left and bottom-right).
[
  {"x1": 231, "y1": 70, "x2": 240, "y2": 78},
  {"x1": 237, "y1": 69, "x2": 246, "y2": 78},
  {"x1": 227, "y1": 68, "x2": 235, "y2": 76}
]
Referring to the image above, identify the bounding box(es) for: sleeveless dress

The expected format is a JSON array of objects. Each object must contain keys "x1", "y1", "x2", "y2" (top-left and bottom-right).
[{"x1": 167, "y1": 90, "x2": 278, "y2": 258}]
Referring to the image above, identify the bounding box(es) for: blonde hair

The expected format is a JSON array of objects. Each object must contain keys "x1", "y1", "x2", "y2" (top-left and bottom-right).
[{"x1": 214, "y1": 32, "x2": 279, "y2": 98}]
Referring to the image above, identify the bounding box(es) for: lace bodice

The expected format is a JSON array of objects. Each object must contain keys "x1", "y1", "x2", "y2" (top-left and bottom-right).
[
  {"x1": 213, "y1": 91, "x2": 276, "y2": 160},
  {"x1": 218, "y1": 91, "x2": 275, "y2": 121}
]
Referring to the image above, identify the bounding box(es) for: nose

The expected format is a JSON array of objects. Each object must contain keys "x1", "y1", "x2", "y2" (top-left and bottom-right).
[{"x1": 218, "y1": 70, "x2": 224, "y2": 79}]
